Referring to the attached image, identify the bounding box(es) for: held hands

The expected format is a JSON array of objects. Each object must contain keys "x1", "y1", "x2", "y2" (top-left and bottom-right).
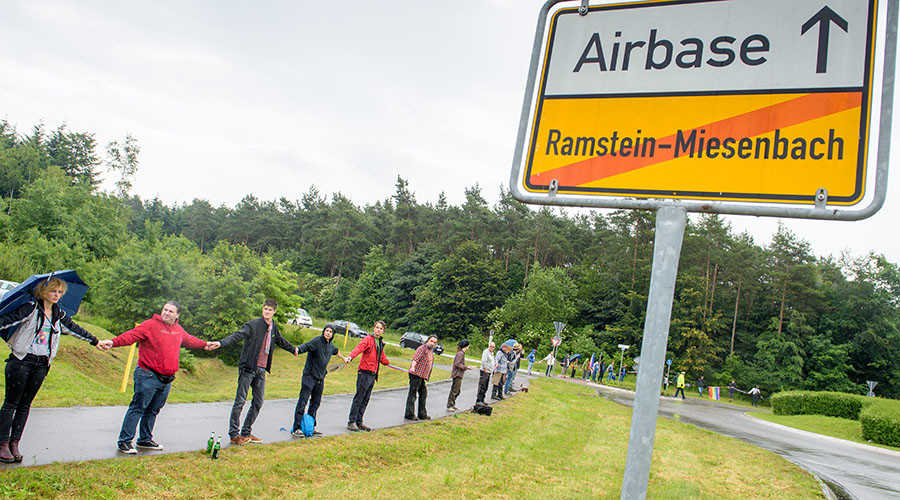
[
  {"x1": 343, "y1": 356, "x2": 351, "y2": 364},
  {"x1": 205, "y1": 341, "x2": 221, "y2": 351},
  {"x1": 97, "y1": 340, "x2": 113, "y2": 350},
  {"x1": 294, "y1": 347, "x2": 299, "y2": 356}
]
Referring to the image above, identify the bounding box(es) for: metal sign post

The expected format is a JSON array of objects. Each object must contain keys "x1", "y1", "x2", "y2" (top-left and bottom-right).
[
  {"x1": 510, "y1": 1, "x2": 896, "y2": 498},
  {"x1": 617, "y1": 344, "x2": 629, "y2": 380},
  {"x1": 621, "y1": 206, "x2": 686, "y2": 499}
]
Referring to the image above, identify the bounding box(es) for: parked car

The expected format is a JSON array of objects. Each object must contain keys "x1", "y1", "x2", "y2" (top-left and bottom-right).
[
  {"x1": 399, "y1": 332, "x2": 444, "y2": 355},
  {"x1": 0, "y1": 280, "x2": 18, "y2": 299},
  {"x1": 331, "y1": 320, "x2": 367, "y2": 338},
  {"x1": 288, "y1": 308, "x2": 313, "y2": 328}
]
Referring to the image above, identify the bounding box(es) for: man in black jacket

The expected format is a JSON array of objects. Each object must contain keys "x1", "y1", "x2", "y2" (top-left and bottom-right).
[
  {"x1": 290, "y1": 323, "x2": 349, "y2": 436},
  {"x1": 208, "y1": 299, "x2": 297, "y2": 445}
]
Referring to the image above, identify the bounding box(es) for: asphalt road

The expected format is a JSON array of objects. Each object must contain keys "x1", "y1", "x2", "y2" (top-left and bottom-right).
[
  {"x1": 0, "y1": 363, "x2": 510, "y2": 467},
  {"x1": 596, "y1": 384, "x2": 900, "y2": 500}
]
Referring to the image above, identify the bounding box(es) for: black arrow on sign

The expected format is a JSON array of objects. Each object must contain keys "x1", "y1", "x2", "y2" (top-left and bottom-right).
[{"x1": 801, "y1": 6, "x2": 849, "y2": 74}]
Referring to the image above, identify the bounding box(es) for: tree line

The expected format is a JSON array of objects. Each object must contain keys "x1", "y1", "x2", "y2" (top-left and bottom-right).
[{"x1": 2, "y1": 119, "x2": 899, "y2": 398}]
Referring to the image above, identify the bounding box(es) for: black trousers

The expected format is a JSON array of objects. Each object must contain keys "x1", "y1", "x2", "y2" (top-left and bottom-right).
[
  {"x1": 476, "y1": 370, "x2": 491, "y2": 403},
  {"x1": 292, "y1": 374, "x2": 325, "y2": 431},
  {"x1": 1, "y1": 354, "x2": 50, "y2": 443},
  {"x1": 348, "y1": 371, "x2": 376, "y2": 425},
  {"x1": 406, "y1": 373, "x2": 428, "y2": 418}
]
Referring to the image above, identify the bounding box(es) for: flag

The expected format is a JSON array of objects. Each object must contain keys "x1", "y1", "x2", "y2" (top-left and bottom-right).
[{"x1": 589, "y1": 352, "x2": 595, "y2": 369}]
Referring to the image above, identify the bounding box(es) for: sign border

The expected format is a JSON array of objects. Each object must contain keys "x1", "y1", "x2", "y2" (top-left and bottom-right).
[{"x1": 509, "y1": 0, "x2": 897, "y2": 220}]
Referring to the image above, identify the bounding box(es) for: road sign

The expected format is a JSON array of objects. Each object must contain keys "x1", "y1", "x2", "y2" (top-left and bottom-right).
[
  {"x1": 551, "y1": 337, "x2": 562, "y2": 347},
  {"x1": 510, "y1": 0, "x2": 896, "y2": 220},
  {"x1": 666, "y1": 359, "x2": 672, "y2": 366},
  {"x1": 553, "y1": 321, "x2": 566, "y2": 335},
  {"x1": 617, "y1": 344, "x2": 629, "y2": 351}
]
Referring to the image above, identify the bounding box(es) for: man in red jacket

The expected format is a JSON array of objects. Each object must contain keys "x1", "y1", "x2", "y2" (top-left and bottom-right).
[
  {"x1": 99, "y1": 301, "x2": 213, "y2": 454},
  {"x1": 345, "y1": 320, "x2": 390, "y2": 432}
]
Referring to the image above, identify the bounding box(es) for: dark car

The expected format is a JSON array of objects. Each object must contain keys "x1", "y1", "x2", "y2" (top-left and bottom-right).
[
  {"x1": 331, "y1": 320, "x2": 367, "y2": 338},
  {"x1": 399, "y1": 332, "x2": 444, "y2": 355}
]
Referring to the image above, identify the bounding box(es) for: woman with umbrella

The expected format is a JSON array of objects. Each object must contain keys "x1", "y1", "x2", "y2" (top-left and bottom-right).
[{"x1": 0, "y1": 275, "x2": 99, "y2": 463}]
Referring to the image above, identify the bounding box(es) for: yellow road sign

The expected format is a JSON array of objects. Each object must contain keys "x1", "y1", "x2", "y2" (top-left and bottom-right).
[{"x1": 511, "y1": 0, "x2": 893, "y2": 213}]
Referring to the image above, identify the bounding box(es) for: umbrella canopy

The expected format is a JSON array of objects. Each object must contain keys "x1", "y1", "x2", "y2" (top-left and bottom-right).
[
  {"x1": 0, "y1": 270, "x2": 89, "y2": 319},
  {"x1": 569, "y1": 353, "x2": 583, "y2": 361},
  {"x1": 502, "y1": 339, "x2": 517, "y2": 347}
]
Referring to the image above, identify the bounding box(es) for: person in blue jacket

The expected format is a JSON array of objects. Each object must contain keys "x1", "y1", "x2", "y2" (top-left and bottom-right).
[{"x1": 291, "y1": 323, "x2": 349, "y2": 436}]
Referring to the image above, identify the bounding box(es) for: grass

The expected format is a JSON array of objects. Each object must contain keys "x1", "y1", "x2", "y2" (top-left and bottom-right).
[
  {"x1": 749, "y1": 413, "x2": 900, "y2": 452},
  {"x1": 0, "y1": 321, "x2": 448, "y2": 408},
  {"x1": 0, "y1": 378, "x2": 824, "y2": 500}
]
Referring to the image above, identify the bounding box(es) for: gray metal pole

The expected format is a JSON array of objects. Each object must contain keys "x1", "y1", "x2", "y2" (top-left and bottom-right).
[{"x1": 620, "y1": 206, "x2": 687, "y2": 500}]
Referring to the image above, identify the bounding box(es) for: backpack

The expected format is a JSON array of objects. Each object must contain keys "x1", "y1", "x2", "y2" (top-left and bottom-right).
[{"x1": 472, "y1": 403, "x2": 493, "y2": 416}]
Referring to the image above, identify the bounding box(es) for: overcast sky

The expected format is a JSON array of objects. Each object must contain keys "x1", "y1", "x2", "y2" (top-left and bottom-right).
[{"x1": 1, "y1": 0, "x2": 897, "y2": 265}]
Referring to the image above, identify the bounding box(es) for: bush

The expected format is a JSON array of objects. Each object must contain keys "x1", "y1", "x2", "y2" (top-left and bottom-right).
[
  {"x1": 771, "y1": 391, "x2": 869, "y2": 420},
  {"x1": 860, "y1": 400, "x2": 900, "y2": 447},
  {"x1": 179, "y1": 348, "x2": 197, "y2": 374}
]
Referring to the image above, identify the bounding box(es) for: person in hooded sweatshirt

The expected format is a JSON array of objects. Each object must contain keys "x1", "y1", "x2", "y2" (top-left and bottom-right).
[{"x1": 291, "y1": 323, "x2": 350, "y2": 435}]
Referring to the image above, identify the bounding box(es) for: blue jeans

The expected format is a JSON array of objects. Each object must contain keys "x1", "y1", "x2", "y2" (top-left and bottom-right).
[
  {"x1": 230, "y1": 367, "x2": 266, "y2": 438},
  {"x1": 118, "y1": 366, "x2": 171, "y2": 444},
  {"x1": 504, "y1": 369, "x2": 516, "y2": 394}
]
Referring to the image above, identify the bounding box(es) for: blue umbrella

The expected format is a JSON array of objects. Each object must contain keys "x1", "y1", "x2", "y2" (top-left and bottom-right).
[
  {"x1": 569, "y1": 353, "x2": 582, "y2": 361},
  {"x1": 503, "y1": 339, "x2": 517, "y2": 348},
  {"x1": 0, "y1": 270, "x2": 89, "y2": 340}
]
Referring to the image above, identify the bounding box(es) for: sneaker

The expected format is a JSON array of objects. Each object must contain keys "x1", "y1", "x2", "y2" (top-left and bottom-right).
[
  {"x1": 357, "y1": 424, "x2": 371, "y2": 432},
  {"x1": 136, "y1": 440, "x2": 164, "y2": 451},
  {"x1": 247, "y1": 434, "x2": 262, "y2": 444},
  {"x1": 291, "y1": 429, "x2": 305, "y2": 437},
  {"x1": 117, "y1": 442, "x2": 137, "y2": 454},
  {"x1": 347, "y1": 423, "x2": 360, "y2": 432},
  {"x1": 230, "y1": 436, "x2": 250, "y2": 446}
]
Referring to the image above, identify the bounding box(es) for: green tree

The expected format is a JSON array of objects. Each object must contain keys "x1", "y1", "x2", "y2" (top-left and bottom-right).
[{"x1": 413, "y1": 241, "x2": 506, "y2": 339}]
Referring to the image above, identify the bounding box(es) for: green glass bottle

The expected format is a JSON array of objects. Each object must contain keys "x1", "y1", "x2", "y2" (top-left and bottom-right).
[
  {"x1": 206, "y1": 431, "x2": 215, "y2": 453},
  {"x1": 211, "y1": 435, "x2": 221, "y2": 460}
]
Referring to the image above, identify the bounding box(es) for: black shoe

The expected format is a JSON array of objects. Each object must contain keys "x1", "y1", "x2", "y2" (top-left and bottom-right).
[
  {"x1": 419, "y1": 415, "x2": 431, "y2": 420},
  {"x1": 404, "y1": 415, "x2": 419, "y2": 421},
  {"x1": 117, "y1": 442, "x2": 137, "y2": 455},
  {"x1": 136, "y1": 440, "x2": 164, "y2": 451}
]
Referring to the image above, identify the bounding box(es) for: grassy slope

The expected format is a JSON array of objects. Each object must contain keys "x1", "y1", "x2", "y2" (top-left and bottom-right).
[
  {"x1": 0, "y1": 321, "x2": 447, "y2": 408},
  {"x1": 0, "y1": 378, "x2": 822, "y2": 500}
]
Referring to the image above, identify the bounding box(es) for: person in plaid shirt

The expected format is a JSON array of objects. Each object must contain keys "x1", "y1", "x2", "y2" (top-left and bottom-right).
[{"x1": 405, "y1": 335, "x2": 438, "y2": 421}]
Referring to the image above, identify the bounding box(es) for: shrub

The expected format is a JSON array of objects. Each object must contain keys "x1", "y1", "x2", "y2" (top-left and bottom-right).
[
  {"x1": 860, "y1": 400, "x2": 900, "y2": 447},
  {"x1": 771, "y1": 391, "x2": 869, "y2": 420},
  {"x1": 179, "y1": 348, "x2": 197, "y2": 374}
]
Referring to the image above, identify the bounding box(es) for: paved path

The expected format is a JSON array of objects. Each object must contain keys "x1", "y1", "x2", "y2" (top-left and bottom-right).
[
  {"x1": 2, "y1": 365, "x2": 523, "y2": 467},
  {"x1": 593, "y1": 382, "x2": 900, "y2": 500}
]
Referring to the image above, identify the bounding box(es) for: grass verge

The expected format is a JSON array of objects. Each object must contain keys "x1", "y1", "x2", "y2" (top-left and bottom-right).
[{"x1": 0, "y1": 378, "x2": 824, "y2": 499}]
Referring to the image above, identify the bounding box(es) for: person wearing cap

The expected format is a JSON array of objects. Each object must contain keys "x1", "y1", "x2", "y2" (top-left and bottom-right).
[
  {"x1": 504, "y1": 343, "x2": 523, "y2": 395},
  {"x1": 446, "y1": 339, "x2": 472, "y2": 411},
  {"x1": 290, "y1": 323, "x2": 350, "y2": 436},
  {"x1": 674, "y1": 371, "x2": 686, "y2": 399},
  {"x1": 206, "y1": 299, "x2": 297, "y2": 446}
]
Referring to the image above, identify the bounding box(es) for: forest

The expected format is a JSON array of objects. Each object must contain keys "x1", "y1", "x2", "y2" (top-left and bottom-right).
[{"x1": 2, "y1": 119, "x2": 899, "y2": 399}]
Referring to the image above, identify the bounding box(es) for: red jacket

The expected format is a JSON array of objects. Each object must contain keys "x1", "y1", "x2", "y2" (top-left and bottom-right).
[
  {"x1": 348, "y1": 334, "x2": 389, "y2": 373},
  {"x1": 111, "y1": 314, "x2": 206, "y2": 376}
]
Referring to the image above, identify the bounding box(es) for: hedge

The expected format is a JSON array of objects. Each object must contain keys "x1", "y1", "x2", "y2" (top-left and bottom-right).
[
  {"x1": 771, "y1": 391, "x2": 871, "y2": 420},
  {"x1": 772, "y1": 390, "x2": 900, "y2": 448},
  {"x1": 861, "y1": 400, "x2": 900, "y2": 447}
]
